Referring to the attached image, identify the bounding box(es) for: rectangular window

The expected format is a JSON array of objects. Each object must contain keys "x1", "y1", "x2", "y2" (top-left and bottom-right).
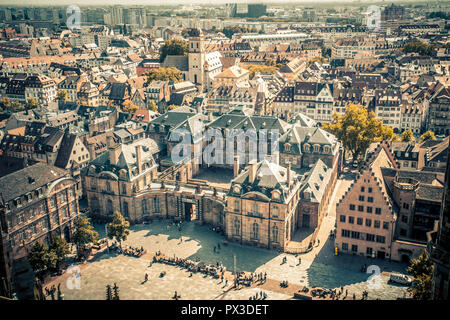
[
  {"x1": 18, "y1": 213, "x2": 24, "y2": 224},
  {"x1": 367, "y1": 206, "x2": 372, "y2": 213},
  {"x1": 340, "y1": 215, "x2": 346, "y2": 223},
  {"x1": 349, "y1": 204, "x2": 355, "y2": 211},
  {"x1": 376, "y1": 235, "x2": 385, "y2": 243},
  {"x1": 351, "y1": 244, "x2": 358, "y2": 252},
  {"x1": 361, "y1": 187, "x2": 365, "y2": 192},
  {"x1": 366, "y1": 219, "x2": 372, "y2": 227},
  {"x1": 375, "y1": 208, "x2": 381, "y2": 215},
  {"x1": 348, "y1": 216, "x2": 354, "y2": 224},
  {"x1": 351, "y1": 231, "x2": 360, "y2": 239},
  {"x1": 367, "y1": 197, "x2": 374, "y2": 203},
  {"x1": 342, "y1": 243, "x2": 348, "y2": 251},
  {"x1": 341, "y1": 229, "x2": 350, "y2": 238},
  {"x1": 374, "y1": 220, "x2": 380, "y2": 228},
  {"x1": 357, "y1": 218, "x2": 363, "y2": 225},
  {"x1": 366, "y1": 247, "x2": 373, "y2": 256},
  {"x1": 358, "y1": 205, "x2": 364, "y2": 212},
  {"x1": 368, "y1": 187, "x2": 372, "y2": 193},
  {"x1": 359, "y1": 195, "x2": 364, "y2": 202},
  {"x1": 403, "y1": 203, "x2": 409, "y2": 210},
  {"x1": 234, "y1": 200, "x2": 239, "y2": 212},
  {"x1": 401, "y1": 215, "x2": 408, "y2": 223},
  {"x1": 383, "y1": 222, "x2": 389, "y2": 230},
  {"x1": 366, "y1": 234, "x2": 375, "y2": 242}
]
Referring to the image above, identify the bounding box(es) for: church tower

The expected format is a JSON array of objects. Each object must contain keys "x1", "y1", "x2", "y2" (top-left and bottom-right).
[{"x1": 188, "y1": 28, "x2": 205, "y2": 88}]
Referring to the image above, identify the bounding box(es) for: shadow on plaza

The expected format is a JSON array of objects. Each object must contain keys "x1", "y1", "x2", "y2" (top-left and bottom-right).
[
  {"x1": 307, "y1": 236, "x2": 409, "y2": 289},
  {"x1": 95, "y1": 220, "x2": 279, "y2": 273}
]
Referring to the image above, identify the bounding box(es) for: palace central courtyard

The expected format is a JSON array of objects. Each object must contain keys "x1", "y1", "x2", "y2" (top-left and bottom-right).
[{"x1": 53, "y1": 220, "x2": 411, "y2": 300}]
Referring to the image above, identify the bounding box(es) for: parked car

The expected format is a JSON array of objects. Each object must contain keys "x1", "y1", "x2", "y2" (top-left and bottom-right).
[{"x1": 389, "y1": 273, "x2": 414, "y2": 285}]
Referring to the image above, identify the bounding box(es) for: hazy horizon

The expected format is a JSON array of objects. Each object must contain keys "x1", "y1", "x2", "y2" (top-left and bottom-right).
[{"x1": 0, "y1": 0, "x2": 440, "y2": 7}]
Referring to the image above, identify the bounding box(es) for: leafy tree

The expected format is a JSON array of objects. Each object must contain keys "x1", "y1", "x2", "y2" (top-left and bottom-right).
[
  {"x1": 321, "y1": 104, "x2": 395, "y2": 161},
  {"x1": 49, "y1": 234, "x2": 70, "y2": 270},
  {"x1": 73, "y1": 216, "x2": 99, "y2": 256},
  {"x1": 167, "y1": 104, "x2": 179, "y2": 111},
  {"x1": 407, "y1": 251, "x2": 433, "y2": 278},
  {"x1": 148, "y1": 100, "x2": 158, "y2": 112},
  {"x1": 122, "y1": 100, "x2": 139, "y2": 114},
  {"x1": 402, "y1": 41, "x2": 435, "y2": 56},
  {"x1": 401, "y1": 129, "x2": 415, "y2": 142},
  {"x1": 107, "y1": 212, "x2": 130, "y2": 245},
  {"x1": 310, "y1": 56, "x2": 327, "y2": 64},
  {"x1": 28, "y1": 242, "x2": 51, "y2": 274},
  {"x1": 145, "y1": 67, "x2": 182, "y2": 84},
  {"x1": 420, "y1": 130, "x2": 436, "y2": 142},
  {"x1": 56, "y1": 90, "x2": 68, "y2": 103},
  {"x1": 28, "y1": 242, "x2": 58, "y2": 277},
  {"x1": 407, "y1": 251, "x2": 434, "y2": 300},
  {"x1": 26, "y1": 97, "x2": 38, "y2": 110},
  {"x1": 243, "y1": 64, "x2": 279, "y2": 79},
  {"x1": 159, "y1": 39, "x2": 188, "y2": 63}
]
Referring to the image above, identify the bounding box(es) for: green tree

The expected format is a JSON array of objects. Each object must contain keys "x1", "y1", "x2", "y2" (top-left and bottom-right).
[
  {"x1": 244, "y1": 64, "x2": 279, "y2": 79},
  {"x1": 401, "y1": 129, "x2": 415, "y2": 142},
  {"x1": 407, "y1": 251, "x2": 434, "y2": 300},
  {"x1": 148, "y1": 100, "x2": 158, "y2": 112},
  {"x1": 402, "y1": 41, "x2": 435, "y2": 56},
  {"x1": 26, "y1": 97, "x2": 38, "y2": 110},
  {"x1": 420, "y1": 130, "x2": 436, "y2": 142},
  {"x1": 28, "y1": 242, "x2": 58, "y2": 277},
  {"x1": 321, "y1": 104, "x2": 395, "y2": 161},
  {"x1": 159, "y1": 39, "x2": 188, "y2": 63},
  {"x1": 56, "y1": 90, "x2": 68, "y2": 103},
  {"x1": 72, "y1": 216, "x2": 99, "y2": 257},
  {"x1": 145, "y1": 67, "x2": 182, "y2": 84},
  {"x1": 167, "y1": 104, "x2": 179, "y2": 111},
  {"x1": 107, "y1": 212, "x2": 130, "y2": 245},
  {"x1": 49, "y1": 234, "x2": 70, "y2": 270}
]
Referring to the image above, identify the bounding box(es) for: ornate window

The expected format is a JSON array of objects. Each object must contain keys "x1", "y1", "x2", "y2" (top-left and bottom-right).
[
  {"x1": 303, "y1": 144, "x2": 310, "y2": 152},
  {"x1": 272, "y1": 206, "x2": 279, "y2": 218},
  {"x1": 272, "y1": 225, "x2": 279, "y2": 243},
  {"x1": 251, "y1": 222, "x2": 259, "y2": 240},
  {"x1": 234, "y1": 200, "x2": 239, "y2": 212},
  {"x1": 233, "y1": 219, "x2": 240, "y2": 236},
  {"x1": 284, "y1": 143, "x2": 291, "y2": 152}
]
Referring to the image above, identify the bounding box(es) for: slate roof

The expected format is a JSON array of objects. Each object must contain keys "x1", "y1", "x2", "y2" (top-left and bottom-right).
[
  {"x1": 300, "y1": 159, "x2": 332, "y2": 203},
  {"x1": 0, "y1": 162, "x2": 68, "y2": 202},
  {"x1": 162, "y1": 55, "x2": 189, "y2": 72},
  {"x1": 54, "y1": 133, "x2": 78, "y2": 168}
]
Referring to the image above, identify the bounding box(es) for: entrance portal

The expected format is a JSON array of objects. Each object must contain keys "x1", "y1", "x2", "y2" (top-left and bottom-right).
[
  {"x1": 184, "y1": 202, "x2": 197, "y2": 221},
  {"x1": 302, "y1": 214, "x2": 310, "y2": 228}
]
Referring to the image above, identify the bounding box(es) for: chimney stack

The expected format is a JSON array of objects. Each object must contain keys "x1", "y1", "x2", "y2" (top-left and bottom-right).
[
  {"x1": 287, "y1": 162, "x2": 291, "y2": 189},
  {"x1": 234, "y1": 156, "x2": 239, "y2": 177},
  {"x1": 107, "y1": 135, "x2": 121, "y2": 165},
  {"x1": 135, "y1": 144, "x2": 142, "y2": 174},
  {"x1": 249, "y1": 160, "x2": 257, "y2": 184}
]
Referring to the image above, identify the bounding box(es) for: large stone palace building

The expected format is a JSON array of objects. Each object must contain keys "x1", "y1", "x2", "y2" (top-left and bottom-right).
[{"x1": 82, "y1": 107, "x2": 342, "y2": 253}]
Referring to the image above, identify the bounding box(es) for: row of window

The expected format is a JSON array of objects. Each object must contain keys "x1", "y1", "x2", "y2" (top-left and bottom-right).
[
  {"x1": 340, "y1": 215, "x2": 390, "y2": 229},
  {"x1": 232, "y1": 220, "x2": 280, "y2": 243},
  {"x1": 349, "y1": 204, "x2": 382, "y2": 214},
  {"x1": 341, "y1": 229, "x2": 386, "y2": 243},
  {"x1": 341, "y1": 243, "x2": 378, "y2": 256},
  {"x1": 233, "y1": 200, "x2": 280, "y2": 218}
]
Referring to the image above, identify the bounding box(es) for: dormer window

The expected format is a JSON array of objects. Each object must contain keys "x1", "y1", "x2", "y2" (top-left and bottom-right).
[
  {"x1": 284, "y1": 143, "x2": 291, "y2": 152},
  {"x1": 303, "y1": 144, "x2": 310, "y2": 152},
  {"x1": 233, "y1": 185, "x2": 241, "y2": 194},
  {"x1": 313, "y1": 145, "x2": 320, "y2": 153}
]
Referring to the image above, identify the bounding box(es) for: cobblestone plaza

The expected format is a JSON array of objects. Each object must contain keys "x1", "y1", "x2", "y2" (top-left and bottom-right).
[{"x1": 54, "y1": 220, "x2": 410, "y2": 300}]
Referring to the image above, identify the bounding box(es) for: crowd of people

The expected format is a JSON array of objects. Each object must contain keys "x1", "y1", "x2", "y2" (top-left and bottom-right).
[
  {"x1": 111, "y1": 243, "x2": 146, "y2": 257},
  {"x1": 235, "y1": 271, "x2": 267, "y2": 288},
  {"x1": 153, "y1": 252, "x2": 225, "y2": 279}
]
